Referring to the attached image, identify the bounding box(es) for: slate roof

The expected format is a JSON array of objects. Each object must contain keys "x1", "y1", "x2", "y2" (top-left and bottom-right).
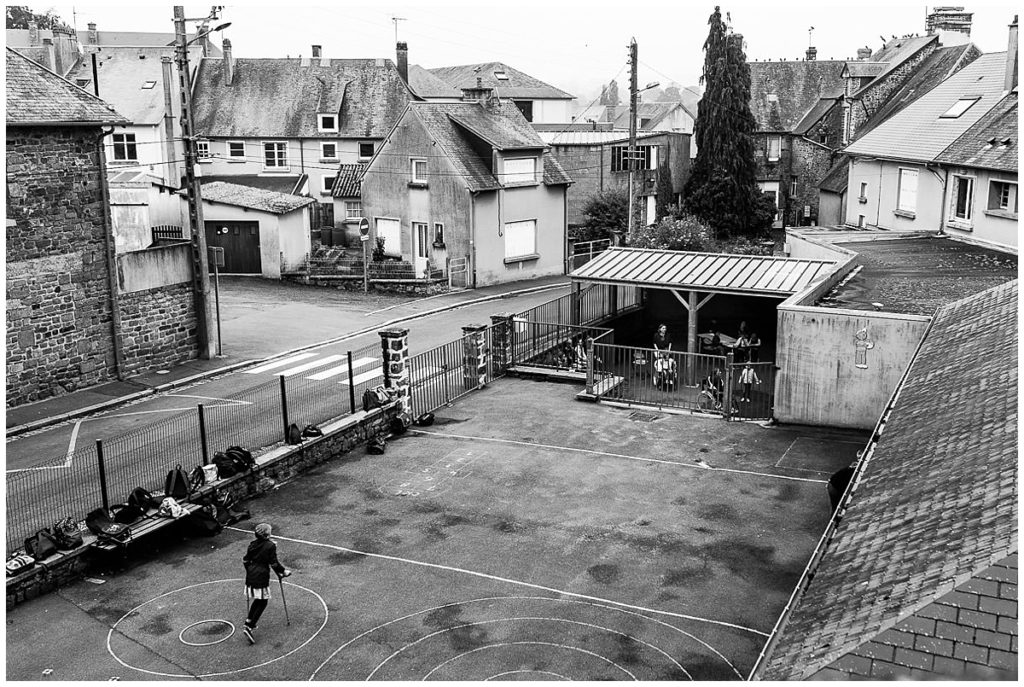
[
  {"x1": 331, "y1": 163, "x2": 366, "y2": 198},
  {"x1": 748, "y1": 60, "x2": 846, "y2": 131},
  {"x1": 407, "y1": 64, "x2": 461, "y2": 99},
  {"x1": 854, "y1": 44, "x2": 980, "y2": 140},
  {"x1": 934, "y1": 92, "x2": 1017, "y2": 173},
  {"x1": 200, "y1": 175, "x2": 308, "y2": 195},
  {"x1": 844, "y1": 52, "x2": 1009, "y2": 162},
  {"x1": 428, "y1": 62, "x2": 573, "y2": 99},
  {"x1": 407, "y1": 101, "x2": 570, "y2": 191},
  {"x1": 856, "y1": 34, "x2": 938, "y2": 95},
  {"x1": 843, "y1": 62, "x2": 887, "y2": 78},
  {"x1": 200, "y1": 181, "x2": 315, "y2": 214},
  {"x1": 539, "y1": 130, "x2": 663, "y2": 145},
  {"x1": 192, "y1": 58, "x2": 413, "y2": 138},
  {"x1": 6, "y1": 48, "x2": 127, "y2": 126},
  {"x1": 63, "y1": 45, "x2": 203, "y2": 125},
  {"x1": 793, "y1": 96, "x2": 840, "y2": 135},
  {"x1": 611, "y1": 101, "x2": 689, "y2": 130},
  {"x1": 758, "y1": 279, "x2": 1019, "y2": 680},
  {"x1": 818, "y1": 156, "x2": 850, "y2": 193}
]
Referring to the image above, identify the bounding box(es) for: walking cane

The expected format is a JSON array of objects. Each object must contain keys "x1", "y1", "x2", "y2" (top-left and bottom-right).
[{"x1": 278, "y1": 575, "x2": 290, "y2": 626}]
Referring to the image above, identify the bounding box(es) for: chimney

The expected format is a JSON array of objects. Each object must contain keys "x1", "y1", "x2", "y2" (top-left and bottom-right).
[
  {"x1": 222, "y1": 38, "x2": 234, "y2": 86},
  {"x1": 41, "y1": 37, "x2": 55, "y2": 71},
  {"x1": 805, "y1": 46, "x2": 817, "y2": 61},
  {"x1": 27, "y1": 20, "x2": 39, "y2": 45},
  {"x1": 87, "y1": 22, "x2": 98, "y2": 45},
  {"x1": 161, "y1": 56, "x2": 179, "y2": 185},
  {"x1": 856, "y1": 46, "x2": 873, "y2": 60},
  {"x1": 926, "y1": 6, "x2": 973, "y2": 46},
  {"x1": 462, "y1": 73, "x2": 494, "y2": 103},
  {"x1": 1006, "y1": 15, "x2": 1019, "y2": 92},
  {"x1": 311, "y1": 45, "x2": 321, "y2": 58},
  {"x1": 396, "y1": 41, "x2": 409, "y2": 84}
]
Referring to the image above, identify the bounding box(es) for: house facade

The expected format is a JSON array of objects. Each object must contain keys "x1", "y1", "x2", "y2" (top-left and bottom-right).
[
  {"x1": 190, "y1": 42, "x2": 414, "y2": 227},
  {"x1": 539, "y1": 130, "x2": 691, "y2": 230},
  {"x1": 844, "y1": 46, "x2": 1017, "y2": 251},
  {"x1": 427, "y1": 61, "x2": 575, "y2": 124},
  {"x1": 360, "y1": 90, "x2": 571, "y2": 287}
]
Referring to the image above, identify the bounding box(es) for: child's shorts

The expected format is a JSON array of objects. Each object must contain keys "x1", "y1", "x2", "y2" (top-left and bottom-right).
[{"x1": 245, "y1": 585, "x2": 271, "y2": 600}]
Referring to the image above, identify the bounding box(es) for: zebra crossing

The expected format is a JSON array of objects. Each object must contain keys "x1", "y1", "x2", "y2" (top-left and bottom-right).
[{"x1": 244, "y1": 351, "x2": 449, "y2": 387}]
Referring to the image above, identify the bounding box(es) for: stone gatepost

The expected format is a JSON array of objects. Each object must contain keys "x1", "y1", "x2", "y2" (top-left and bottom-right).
[
  {"x1": 379, "y1": 328, "x2": 410, "y2": 413},
  {"x1": 461, "y1": 324, "x2": 488, "y2": 391},
  {"x1": 489, "y1": 312, "x2": 515, "y2": 374}
]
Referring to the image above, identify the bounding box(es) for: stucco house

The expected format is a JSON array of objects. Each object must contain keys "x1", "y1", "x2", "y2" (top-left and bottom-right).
[
  {"x1": 190, "y1": 42, "x2": 414, "y2": 227},
  {"x1": 199, "y1": 181, "x2": 316, "y2": 278},
  {"x1": 360, "y1": 86, "x2": 571, "y2": 288},
  {"x1": 427, "y1": 61, "x2": 575, "y2": 124},
  {"x1": 843, "y1": 43, "x2": 1017, "y2": 251}
]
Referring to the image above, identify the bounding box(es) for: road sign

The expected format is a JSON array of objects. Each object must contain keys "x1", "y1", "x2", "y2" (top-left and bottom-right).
[
  {"x1": 358, "y1": 217, "x2": 370, "y2": 236},
  {"x1": 360, "y1": 235, "x2": 370, "y2": 242},
  {"x1": 208, "y1": 246, "x2": 225, "y2": 267}
]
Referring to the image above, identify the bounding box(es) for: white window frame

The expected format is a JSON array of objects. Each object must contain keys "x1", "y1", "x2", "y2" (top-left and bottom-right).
[
  {"x1": 790, "y1": 177, "x2": 798, "y2": 196},
  {"x1": 949, "y1": 174, "x2": 975, "y2": 224},
  {"x1": 141, "y1": 80, "x2": 157, "y2": 89},
  {"x1": 411, "y1": 158, "x2": 428, "y2": 183},
  {"x1": 767, "y1": 135, "x2": 782, "y2": 162},
  {"x1": 896, "y1": 168, "x2": 918, "y2": 214},
  {"x1": 320, "y1": 141, "x2": 338, "y2": 161},
  {"x1": 859, "y1": 182, "x2": 868, "y2": 201},
  {"x1": 413, "y1": 222, "x2": 430, "y2": 259},
  {"x1": 263, "y1": 141, "x2": 289, "y2": 170},
  {"x1": 358, "y1": 142, "x2": 375, "y2": 160},
  {"x1": 344, "y1": 200, "x2": 362, "y2": 220},
  {"x1": 320, "y1": 174, "x2": 334, "y2": 195},
  {"x1": 433, "y1": 222, "x2": 445, "y2": 245},
  {"x1": 611, "y1": 145, "x2": 658, "y2": 172},
  {"x1": 196, "y1": 139, "x2": 212, "y2": 161},
  {"x1": 987, "y1": 179, "x2": 1018, "y2": 217},
  {"x1": 227, "y1": 140, "x2": 246, "y2": 161},
  {"x1": 318, "y1": 113, "x2": 338, "y2": 132},
  {"x1": 940, "y1": 98, "x2": 980, "y2": 119},
  {"x1": 112, "y1": 132, "x2": 138, "y2": 161},
  {"x1": 503, "y1": 219, "x2": 537, "y2": 261},
  {"x1": 502, "y1": 157, "x2": 537, "y2": 185}
]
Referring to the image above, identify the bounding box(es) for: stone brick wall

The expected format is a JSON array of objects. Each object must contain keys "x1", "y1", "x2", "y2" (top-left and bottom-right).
[
  {"x1": 792, "y1": 138, "x2": 837, "y2": 226},
  {"x1": 118, "y1": 283, "x2": 199, "y2": 376},
  {"x1": 850, "y1": 42, "x2": 939, "y2": 137},
  {"x1": 6, "y1": 126, "x2": 117, "y2": 405}
]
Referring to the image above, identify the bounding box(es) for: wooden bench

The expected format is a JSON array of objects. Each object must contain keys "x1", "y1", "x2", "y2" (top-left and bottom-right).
[{"x1": 91, "y1": 502, "x2": 203, "y2": 553}]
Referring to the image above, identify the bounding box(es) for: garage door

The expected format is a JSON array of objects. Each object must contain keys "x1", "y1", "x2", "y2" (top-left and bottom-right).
[
  {"x1": 206, "y1": 221, "x2": 261, "y2": 274},
  {"x1": 375, "y1": 218, "x2": 401, "y2": 258}
]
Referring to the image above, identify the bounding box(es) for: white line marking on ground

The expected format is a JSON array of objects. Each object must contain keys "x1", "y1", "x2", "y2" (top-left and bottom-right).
[
  {"x1": 307, "y1": 595, "x2": 743, "y2": 681},
  {"x1": 244, "y1": 353, "x2": 316, "y2": 375},
  {"x1": 277, "y1": 354, "x2": 346, "y2": 377},
  {"x1": 341, "y1": 368, "x2": 385, "y2": 387},
  {"x1": 411, "y1": 430, "x2": 828, "y2": 484},
  {"x1": 167, "y1": 394, "x2": 254, "y2": 406},
  {"x1": 485, "y1": 670, "x2": 569, "y2": 680},
  {"x1": 105, "y1": 578, "x2": 328, "y2": 678},
  {"x1": 306, "y1": 356, "x2": 377, "y2": 381},
  {"x1": 367, "y1": 617, "x2": 689, "y2": 680},
  {"x1": 65, "y1": 420, "x2": 82, "y2": 464},
  {"x1": 421, "y1": 642, "x2": 637, "y2": 680},
  {"x1": 226, "y1": 528, "x2": 766, "y2": 641}
]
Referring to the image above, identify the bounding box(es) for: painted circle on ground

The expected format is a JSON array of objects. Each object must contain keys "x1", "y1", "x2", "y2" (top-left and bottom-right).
[
  {"x1": 310, "y1": 595, "x2": 741, "y2": 681},
  {"x1": 178, "y1": 619, "x2": 235, "y2": 646},
  {"x1": 107, "y1": 578, "x2": 328, "y2": 678}
]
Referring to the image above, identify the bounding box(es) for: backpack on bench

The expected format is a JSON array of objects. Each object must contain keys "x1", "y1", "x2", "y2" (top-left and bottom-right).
[{"x1": 86, "y1": 508, "x2": 132, "y2": 545}]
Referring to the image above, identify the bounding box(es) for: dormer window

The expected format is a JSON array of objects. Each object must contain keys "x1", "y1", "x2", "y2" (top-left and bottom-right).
[
  {"x1": 494, "y1": 70, "x2": 509, "y2": 80},
  {"x1": 502, "y1": 157, "x2": 537, "y2": 185},
  {"x1": 141, "y1": 80, "x2": 157, "y2": 89},
  {"x1": 940, "y1": 97, "x2": 980, "y2": 119},
  {"x1": 318, "y1": 114, "x2": 338, "y2": 132}
]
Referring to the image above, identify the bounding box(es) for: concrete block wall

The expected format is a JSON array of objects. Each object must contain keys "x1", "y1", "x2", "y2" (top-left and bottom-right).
[
  {"x1": 118, "y1": 283, "x2": 199, "y2": 376},
  {"x1": 6, "y1": 127, "x2": 117, "y2": 405}
]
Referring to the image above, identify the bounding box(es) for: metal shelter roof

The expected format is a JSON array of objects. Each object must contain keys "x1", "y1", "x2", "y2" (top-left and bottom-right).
[{"x1": 570, "y1": 247, "x2": 836, "y2": 297}]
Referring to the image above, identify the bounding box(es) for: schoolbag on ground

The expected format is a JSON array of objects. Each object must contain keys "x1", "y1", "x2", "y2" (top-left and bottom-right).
[
  {"x1": 362, "y1": 385, "x2": 390, "y2": 411},
  {"x1": 286, "y1": 423, "x2": 303, "y2": 445},
  {"x1": 164, "y1": 464, "x2": 192, "y2": 499},
  {"x1": 414, "y1": 412, "x2": 435, "y2": 427},
  {"x1": 213, "y1": 451, "x2": 237, "y2": 479},
  {"x1": 225, "y1": 446, "x2": 256, "y2": 471},
  {"x1": 127, "y1": 487, "x2": 159, "y2": 511},
  {"x1": 24, "y1": 529, "x2": 59, "y2": 561},
  {"x1": 6, "y1": 554, "x2": 35, "y2": 577},
  {"x1": 301, "y1": 424, "x2": 323, "y2": 438},
  {"x1": 184, "y1": 504, "x2": 222, "y2": 537},
  {"x1": 85, "y1": 508, "x2": 131, "y2": 544},
  {"x1": 367, "y1": 435, "x2": 387, "y2": 455},
  {"x1": 389, "y1": 411, "x2": 412, "y2": 435},
  {"x1": 110, "y1": 503, "x2": 146, "y2": 525},
  {"x1": 209, "y1": 491, "x2": 250, "y2": 526},
  {"x1": 51, "y1": 517, "x2": 83, "y2": 550}
]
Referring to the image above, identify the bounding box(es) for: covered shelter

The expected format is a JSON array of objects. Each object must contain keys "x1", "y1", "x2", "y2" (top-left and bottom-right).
[{"x1": 570, "y1": 247, "x2": 836, "y2": 357}]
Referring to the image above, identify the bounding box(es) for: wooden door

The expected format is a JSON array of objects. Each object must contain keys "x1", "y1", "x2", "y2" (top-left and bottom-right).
[{"x1": 205, "y1": 221, "x2": 261, "y2": 274}]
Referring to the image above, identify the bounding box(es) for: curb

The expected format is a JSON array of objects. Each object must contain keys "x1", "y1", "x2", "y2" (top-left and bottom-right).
[{"x1": 6, "y1": 281, "x2": 569, "y2": 437}]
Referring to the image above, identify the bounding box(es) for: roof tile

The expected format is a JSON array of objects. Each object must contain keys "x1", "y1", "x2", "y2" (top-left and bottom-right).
[
  {"x1": 428, "y1": 61, "x2": 572, "y2": 99},
  {"x1": 200, "y1": 181, "x2": 315, "y2": 214}
]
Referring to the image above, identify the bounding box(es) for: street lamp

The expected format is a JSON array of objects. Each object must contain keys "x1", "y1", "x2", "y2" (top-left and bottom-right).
[{"x1": 173, "y1": 7, "x2": 228, "y2": 359}]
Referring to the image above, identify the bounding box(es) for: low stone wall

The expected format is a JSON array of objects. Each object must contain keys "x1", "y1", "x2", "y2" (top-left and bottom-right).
[
  {"x1": 118, "y1": 283, "x2": 199, "y2": 377},
  {"x1": 6, "y1": 403, "x2": 400, "y2": 610}
]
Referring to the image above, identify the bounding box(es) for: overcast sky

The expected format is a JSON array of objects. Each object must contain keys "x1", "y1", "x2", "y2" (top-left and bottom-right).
[{"x1": 44, "y1": 1, "x2": 1018, "y2": 101}]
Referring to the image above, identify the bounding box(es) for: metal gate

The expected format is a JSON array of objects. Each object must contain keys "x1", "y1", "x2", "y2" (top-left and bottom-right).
[
  {"x1": 449, "y1": 256, "x2": 469, "y2": 289},
  {"x1": 729, "y1": 361, "x2": 775, "y2": 421}
]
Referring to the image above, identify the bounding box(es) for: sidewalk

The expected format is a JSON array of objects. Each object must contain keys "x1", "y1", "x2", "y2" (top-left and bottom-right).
[{"x1": 5, "y1": 275, "x2": 569, "y2": 435}]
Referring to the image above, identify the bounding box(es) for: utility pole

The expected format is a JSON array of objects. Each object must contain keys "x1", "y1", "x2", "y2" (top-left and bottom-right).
[
  {"x1": 627, "y1": 38, "x2": 638, "y2": 238},
  {"x1": 174, "y1": 5, "x2": 216, "y2": 359}
]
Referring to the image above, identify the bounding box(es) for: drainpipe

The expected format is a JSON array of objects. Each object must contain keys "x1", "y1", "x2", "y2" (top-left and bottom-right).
[
  {"x1": 97, "y1": 126, "x2": 125, "y2": 380},
  {"x1": 928, "y1": 165, "x2": 949, "y2": 236},
  {"x1": 469, "y1": 190, "x2": 478, "y2": 288}
]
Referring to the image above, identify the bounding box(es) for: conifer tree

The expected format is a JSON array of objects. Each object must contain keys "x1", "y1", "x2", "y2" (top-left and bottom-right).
[{"x1": 683, "y1": 6, "x2": 768, "y2": 237}]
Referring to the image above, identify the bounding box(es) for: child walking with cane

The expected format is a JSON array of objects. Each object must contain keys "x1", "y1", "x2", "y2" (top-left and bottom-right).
[{"x1": 242, "y1": 523, "x2": 291, "y2": 644}]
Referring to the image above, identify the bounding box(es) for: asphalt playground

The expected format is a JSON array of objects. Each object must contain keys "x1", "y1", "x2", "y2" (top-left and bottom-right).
[{"x1": 5, "y1": 378, "x2": 867, "y2": 681}]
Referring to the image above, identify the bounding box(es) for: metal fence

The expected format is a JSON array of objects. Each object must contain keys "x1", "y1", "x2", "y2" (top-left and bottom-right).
[
  {"x1": 511, "y1": 321, "x2": 613, "y2": 370},
  {"x1": 566, "y1": 238, "x2": 611, "y2": 273},
  {"x1": 407, "y1": 325, "x2": 504, "y2": 417}
]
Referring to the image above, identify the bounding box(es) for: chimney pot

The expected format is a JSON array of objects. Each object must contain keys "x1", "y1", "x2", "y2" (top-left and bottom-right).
[
  {"x1": 396, "y1": 41, "x2": 409, "y2": 84},
  {"x1": 806, "y1": 46, "x2": 817, "y2": 61},
  {"x1": 312, "y1": 45, "x2": 321, "y2": 58},
  {"x1": 856, "y1": 46, "x2": 873, "y2": 59}
]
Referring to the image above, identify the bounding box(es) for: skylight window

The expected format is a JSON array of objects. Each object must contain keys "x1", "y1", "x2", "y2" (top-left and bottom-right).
[
  {"x1": 939, "y1": 97, "x2": 980, "y2": 119},
  {"x1": 494, "y1": 70, "x2": 509, "y2": 80},
  {"x1": 141, "y1": 80, "x2": 157, "y2": 89}
]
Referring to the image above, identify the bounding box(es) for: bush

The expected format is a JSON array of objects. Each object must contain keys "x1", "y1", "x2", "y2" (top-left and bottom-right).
[
  {"x1": 576, "y1": 189, "x2": 629, "y2": 242},
  {"x1": 628, "y1": 214, "x2": 715, "y2": 252}
]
